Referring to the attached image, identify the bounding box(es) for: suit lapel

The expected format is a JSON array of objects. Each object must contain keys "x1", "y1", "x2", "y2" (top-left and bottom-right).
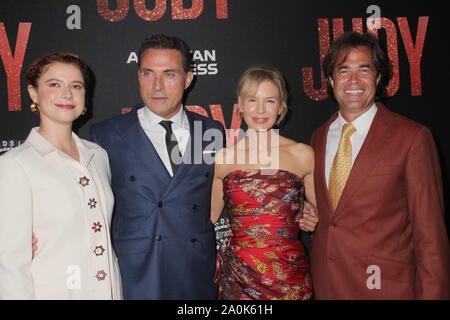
[
  {"x1": 119, "y1": 107, "x2": 171, "y2": 183},
  {"x1": 315, "y1": 113, "x2": 338, "y2": 216},
  {"x1": 334, "y1": 103, "x2": 393, "y2": 216}
]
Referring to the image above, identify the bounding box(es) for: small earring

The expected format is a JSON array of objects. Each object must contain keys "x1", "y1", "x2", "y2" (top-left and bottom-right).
[
  {"x1": 81, "y1": 107, "x2": 87, "y2": 115},
  {"x1": 30, "y1": 102, "x2": 40, "y2": 113}
]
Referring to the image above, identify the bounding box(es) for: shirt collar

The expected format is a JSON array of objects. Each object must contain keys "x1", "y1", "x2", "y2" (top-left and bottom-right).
[
  {"x1": 336, "y1": 103, "x2": 378, "y2": 135},
  {"x1": 142, "y1": 105, "x2": 188, "y2": 130},
  {"x1": 26, "y1": 127, "x2": 96, "y2": 166}
]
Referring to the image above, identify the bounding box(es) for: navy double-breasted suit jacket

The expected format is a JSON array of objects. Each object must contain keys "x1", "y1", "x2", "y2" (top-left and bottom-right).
[{"x1": 91, "y1": 105, "x2": 224, "y2": 299}]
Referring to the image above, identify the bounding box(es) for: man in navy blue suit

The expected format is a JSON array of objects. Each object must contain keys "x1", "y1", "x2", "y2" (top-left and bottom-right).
[{"x1": 91, "y1": 34, "x2": 224, "y2": 299}]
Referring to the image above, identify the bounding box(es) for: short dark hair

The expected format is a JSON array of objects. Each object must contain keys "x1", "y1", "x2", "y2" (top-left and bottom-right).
[
  {"x1": 137, "y1": 34, "x2": 192, "y2": 73},
  {"x1": 26, "y1": 52, "x2": 91, "y2": 88},
  {"x1": 322, "y1": 31, "x2": 391, "y2": 100}
]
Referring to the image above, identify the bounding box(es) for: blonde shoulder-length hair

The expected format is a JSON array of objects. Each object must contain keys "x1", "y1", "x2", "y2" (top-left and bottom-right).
[{"x1": 236, "y1": 65, "x2": 288, "y2": 126}]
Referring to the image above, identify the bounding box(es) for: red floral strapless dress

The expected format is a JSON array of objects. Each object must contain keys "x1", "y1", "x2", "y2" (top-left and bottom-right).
[{"x1": 214, "y1": 169, "x2": 312, "y2": 300}]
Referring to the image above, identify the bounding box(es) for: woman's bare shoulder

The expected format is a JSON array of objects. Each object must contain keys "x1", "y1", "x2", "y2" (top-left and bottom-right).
[
  {"x1": 279, "y1": 136, "x2": 313, "y2": 158},
  {"x1": 279, "y1": 139, "x2": 314, "y2": 177}
]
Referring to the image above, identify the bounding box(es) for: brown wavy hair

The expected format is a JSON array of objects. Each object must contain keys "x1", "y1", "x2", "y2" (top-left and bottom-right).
[
  {"x1": 322, "y1": 31, "x2": 392, "y2": 100},
  {"x1": 26, "y1": 52, "x2": 90, "y2": 89}
]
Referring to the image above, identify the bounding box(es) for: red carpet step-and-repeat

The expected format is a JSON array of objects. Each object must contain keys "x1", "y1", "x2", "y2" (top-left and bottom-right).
[{"x1": 1, "y1": 1, "x2": 448, "y2": 239}]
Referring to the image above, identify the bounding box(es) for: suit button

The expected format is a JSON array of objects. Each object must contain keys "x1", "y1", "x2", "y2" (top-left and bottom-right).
[
  {"x1": 192, "y1": 204, "x2": 198, "y2": 210},
  {"x1": 190, "y1": 238, "x2": 197, "y2": 243},
  {"x1": 156, "y1": 235, "x2": 162, "y2": 241},
  {"x1": 205, "y1": 172, "x2": 210, "y2": 178},
  {"x1": 158, "y1": 201, "x2": 163, "y2": 208},
  {"x1": 330, "y1": 223, "x2": 336, "y2": 228},
  {"x1": 129, "y1": 175, "x2": 135, "y2": 181},
  {"x1": 328, "y1": 256, "x2": 335, "y2": 263}
]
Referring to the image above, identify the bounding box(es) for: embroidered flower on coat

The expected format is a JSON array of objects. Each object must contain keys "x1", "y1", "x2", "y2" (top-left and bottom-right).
[
  {"x1": 92, "y1": 222, "x2": 102, "y2": 232},
  {"x1": 79, "y1": 176, "x2": 90, "y2": 187},
  {"x1": 88, "y1": 198, "x2": 97, "y2": 209},
  {"x1": 93, "y1": 245, "x2": 105, "y2": 256},
  {"x1": 96, "y1": 270, "x2": 107, "y2": 281}
]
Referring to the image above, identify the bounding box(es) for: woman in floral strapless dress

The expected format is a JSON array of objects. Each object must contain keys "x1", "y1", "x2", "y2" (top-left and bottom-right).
[{"x1": 211, "y1": 66, "x2": 318, "y2": 300}]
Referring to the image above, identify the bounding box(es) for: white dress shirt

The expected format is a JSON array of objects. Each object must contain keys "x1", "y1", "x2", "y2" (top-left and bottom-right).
[
  {"x1": 138, "y1": 106, "x2": 190, "y2": 177},
  {"x1": 325, "y1": 103, "x2": 378, "y2": 188}
]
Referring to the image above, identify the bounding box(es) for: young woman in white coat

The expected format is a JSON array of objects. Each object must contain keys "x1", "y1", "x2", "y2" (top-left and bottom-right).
[{"x1": 0, "y1": 52, "x2": 122, "y2": 299}]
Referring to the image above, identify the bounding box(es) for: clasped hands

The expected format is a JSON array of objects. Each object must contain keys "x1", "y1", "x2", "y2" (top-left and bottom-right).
[{"x1": 296, "y1": 202, "x2": 318, "y2": 232}]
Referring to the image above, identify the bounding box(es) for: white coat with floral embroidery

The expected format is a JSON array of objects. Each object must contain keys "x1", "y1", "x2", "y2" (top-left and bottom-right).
[{"x1": 0, "y1": 128, "x2": 122, "y2": 299}]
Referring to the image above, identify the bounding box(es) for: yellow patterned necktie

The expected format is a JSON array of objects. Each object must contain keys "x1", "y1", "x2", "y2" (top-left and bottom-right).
[{"x1": 329, "y1": 123, "x2": 356, "y2": 211}]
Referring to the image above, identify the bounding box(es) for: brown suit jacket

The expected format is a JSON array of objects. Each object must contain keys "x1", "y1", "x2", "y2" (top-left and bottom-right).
[{"x1": 310, "y1": 103, "x2": 450, "y2": 299}]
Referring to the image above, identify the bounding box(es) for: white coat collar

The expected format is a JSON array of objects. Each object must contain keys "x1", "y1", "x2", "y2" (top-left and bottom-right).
[{"x1": 26, "y1": 127, "x2": 97, "y2": 166}]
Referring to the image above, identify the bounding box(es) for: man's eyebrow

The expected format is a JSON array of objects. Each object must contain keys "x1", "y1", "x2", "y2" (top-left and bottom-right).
[
  {"x1": 336, "y1": 64, "x2": 372, "y2": 70},
  {"x1": 138, "y1": 68, "x2": 179, "y2": 72}
]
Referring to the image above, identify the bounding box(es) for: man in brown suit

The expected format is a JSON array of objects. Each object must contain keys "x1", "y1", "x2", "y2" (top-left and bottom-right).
[{"x1": 310, "y1": 31, "x2": 449, "y2": 299}]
